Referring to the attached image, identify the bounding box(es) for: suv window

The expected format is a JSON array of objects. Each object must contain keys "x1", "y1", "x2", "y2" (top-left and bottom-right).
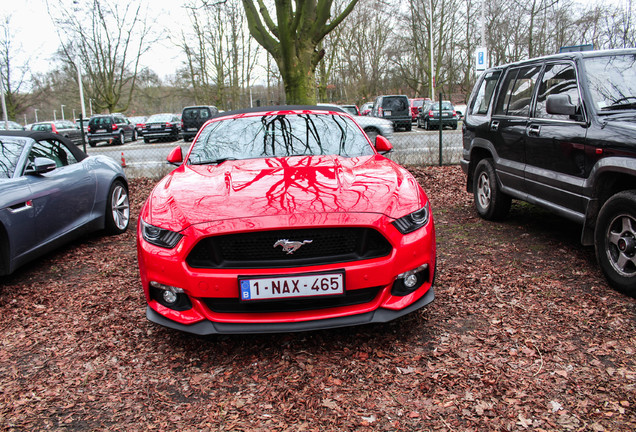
[
  {"x1": 584, "y1": 53, "x2": 636, "y2": 111},
  {"x1": 471, "y1": 71, "x2": 502, "y2": 115},
  {"x1": 495, "y1": 65, "x2": 542, "y2": 117},
  {"x1": 382, "y1": 96, "x2": 409, "y2": 111},
  {"x1": 535, "y1": 63, "x2": 580, "y2": 120},
  {"x1": 90, "y1": 117, "x2": 111, "y2": 126}
]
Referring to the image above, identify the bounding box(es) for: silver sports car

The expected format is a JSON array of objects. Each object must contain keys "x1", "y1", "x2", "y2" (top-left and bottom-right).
[{"x1": 0, "y1": 130, "x2": 130, "y2": 276}]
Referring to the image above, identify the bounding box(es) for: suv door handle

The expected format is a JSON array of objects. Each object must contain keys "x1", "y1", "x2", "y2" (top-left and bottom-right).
[
  {"x1": 528, "y1": 125, "x2": 541, "y2": 136},
  {"x1": 490, "y1": 121, "x2": 499, "y2": 131}
]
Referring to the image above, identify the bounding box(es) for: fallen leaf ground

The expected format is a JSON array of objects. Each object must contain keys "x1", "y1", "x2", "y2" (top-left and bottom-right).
[{"x1": 1, "y1": 166, "x2": 635, "y2": 431}]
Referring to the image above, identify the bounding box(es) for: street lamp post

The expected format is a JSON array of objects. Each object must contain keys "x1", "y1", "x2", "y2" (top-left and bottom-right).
[
  {"x1": 54, "y1": 110, "x2": 57, "y2": 121},
  {"x1": 34, "y1": 109, "x2": 38, "y2": 122},
  {"x1": 61, "y1": 105, "x2": 66, "y2": 120}
]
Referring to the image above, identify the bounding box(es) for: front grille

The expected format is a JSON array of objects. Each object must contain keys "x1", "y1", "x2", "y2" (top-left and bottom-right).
[
  {"x1": 187, "y1": 228, "x2": 392, "y2": 269},
  {"x1": 202, "y1": 286, "x2": 383, "y2": 313}
]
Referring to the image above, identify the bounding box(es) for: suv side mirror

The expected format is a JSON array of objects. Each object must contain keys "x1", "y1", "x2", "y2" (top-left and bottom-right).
[
  {"x1": 375, "y1": 135, "x2": 393, "y2": 154},
  {"x1": 167, "y1": 146, "x2": 183, "y2": 165},
  {"x1": 546, "y1": 94, "x2": 577, "y2": 116}
]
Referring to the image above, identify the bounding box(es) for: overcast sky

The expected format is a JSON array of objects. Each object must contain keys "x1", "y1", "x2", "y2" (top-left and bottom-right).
[{"x1": 2, "y1": 0, "x2": 187, "y2": 80}]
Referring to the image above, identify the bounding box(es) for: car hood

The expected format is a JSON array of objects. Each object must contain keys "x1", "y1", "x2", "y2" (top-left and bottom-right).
[{"x1": 145, "y1": 155, "x2": 425, "y2": 231}]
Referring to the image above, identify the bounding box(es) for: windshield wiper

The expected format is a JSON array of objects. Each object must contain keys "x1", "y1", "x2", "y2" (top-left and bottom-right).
[
  {"x1": 189, "y1": 157, "x2": 238, "y2": 165},
  {"x1": 602, "y1": 96, "x2": 636, "y2": 110}
]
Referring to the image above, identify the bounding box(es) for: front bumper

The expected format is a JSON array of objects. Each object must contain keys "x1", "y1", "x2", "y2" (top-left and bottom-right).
[
  {"x1": 138, "y1": 212, "x2": 436, "y2": 334},
  {"x1": 146, "y1": 286, "x2": 434, "y2": 334}
]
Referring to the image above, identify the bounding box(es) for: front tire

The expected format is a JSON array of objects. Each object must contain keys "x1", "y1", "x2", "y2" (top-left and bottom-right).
[
  {"x1": 473, "y1": 158, "x2": 511, "y2": 220},
  {"x1": 131, "y1": 130, "x2": 137, "y2": 142},
  {"x1": 118, "y1": 131, "x2": 126, "y2": 145},
  {"x1": 105, "y1": 180, "x2": 130, "y2": 235},
  {"x1": 595, "y1": 191, "x2": 636, "y2": 294}
]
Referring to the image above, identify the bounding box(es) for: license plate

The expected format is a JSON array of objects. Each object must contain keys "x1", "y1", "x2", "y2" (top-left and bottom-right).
[
  {"x1": 187, "y1": 128, "x2": 198, "y2": 131},
  {"x1": 151, "y1": 124, "x2": 162, "y2": 129},
  {"x1": 443, "y1": 113, "x2": 450, "y2": 117},
  {"x1": 239, "y1": 271, "x2": 344, "y2": 301},
  {"x1": 96, "y1": 129, "x2": 106, "y2": 133},
  {"x1": 384, "y1": 110, "x2": 392, "y2": 116}
]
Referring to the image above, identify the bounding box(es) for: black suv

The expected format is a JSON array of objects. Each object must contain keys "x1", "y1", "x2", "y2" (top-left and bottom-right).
[
  {"x1": 87, "y1": 114, "x2": 137, "y2": 147},
  {"x1": 371, "y1": 95, "x2": 412, "y2": 131},
  {"x1": 181, "y1": 105, "x2": 218, "y2": 141},
  {"x1": 461, "y1": 49, "x2": 636, "y2": 293}
]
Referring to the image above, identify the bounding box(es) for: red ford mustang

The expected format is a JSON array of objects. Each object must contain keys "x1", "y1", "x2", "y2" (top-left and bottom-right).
[{"x1": 137, "y1": 106, "x2": 436, "y2": 334}]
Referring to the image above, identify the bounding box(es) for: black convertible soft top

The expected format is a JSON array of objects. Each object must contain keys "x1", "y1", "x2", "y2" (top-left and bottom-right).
[{"x1": 0, "y1": 130, "x2": 88, "y2": 162}]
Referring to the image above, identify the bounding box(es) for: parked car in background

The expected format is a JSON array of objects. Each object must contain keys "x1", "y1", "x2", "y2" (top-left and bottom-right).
[
  {"x1": 461, "y1": 48, "x2": 636, "y2": 293},
  {"x1": 87, "y1": 114, "x2": 137, "y2": 147},
  {"x1": 142, "y1": 113, "x2": 181, "y2": 143},
  {"x1": 417, "y1": 101, "x2": 458, "y2": 130},
  {"x1": 454, "y1": 104, "x2": 467, "y2": 119},
  {"x1": 30, "y1": 120, "x2": 84, "y2": 146},
  {"x1": 410, "y1": 97, "x2": 431, "y2": 122},
  {"x1": 128, "y1": 116, "x2": 147, "y2": 136},
  {"x1": 181, "y1": 105, "x2": 219, "y2": 141},
  {"x1": 360, "y1": 102, "x2": 374, "y2": 116},
  {"x1": 0, "y1": 130, "x2": 129, "y2": 276},
  {"x1": 74, "y1": 118, "x2": 89, "y2": 135},
  {"x1": 371, "y1": 95, "x2": 412, "y2": 131},
  {"x1": 137, "y1": 106, "x2": 436, "y2": 334},
  {"x1": 340, "y1": 104, "x2": 360, "y2": 116},
  {"x1": 318, "y1": 103, "x2": 394, "y2": 143},
  {"x1": 0, "y1": 121, "x2": 25, "y2": 131}
]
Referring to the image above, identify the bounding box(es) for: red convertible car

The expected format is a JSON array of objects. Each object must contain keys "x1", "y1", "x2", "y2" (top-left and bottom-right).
[{"x1": 137, "y1": 106, "x2": 436, "y2": 334}]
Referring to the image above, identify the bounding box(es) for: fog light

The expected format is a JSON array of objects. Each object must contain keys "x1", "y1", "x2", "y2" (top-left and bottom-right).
[
  {"x1": 163, "y1": 290, "x2": 178, "y2": 304},
  {"x1": 392, "y1": 264, "x2": 429, "y2": 296},
  {"x1": 149, "y1": 281, "x2": 192, "y2": 311},
  {"x1": 404, "y1": 273, "x2": 418, "y2": 288}
]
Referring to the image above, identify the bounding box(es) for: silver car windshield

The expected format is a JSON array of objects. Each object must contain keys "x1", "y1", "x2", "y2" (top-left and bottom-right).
[
  {"x1": 188, "y1": 113, "x2": 374, "y2": 165},
  {"x1": 0, "y1": 138, "x2": 26, "y2": 178},
  {"x1": 584, "y1": 54, "x2": 636, "y2": 112}
]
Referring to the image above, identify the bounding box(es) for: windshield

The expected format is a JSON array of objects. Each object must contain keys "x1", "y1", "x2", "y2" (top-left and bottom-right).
[
  {"x1": 0, "y1": 138, "x2": 26, "y2": 178},
  {"x1": 428, "y1": 102, "x2": 454, "y2": 111},
  {"x1": 188, "y1": 113, "x2": 374, "y2": 165},
  {"x1": 584, "y1": 54, "x2": 636, "y2": 112},
  {"x1": 147, "y1": 114, "x2": 174, "y2": 123}
]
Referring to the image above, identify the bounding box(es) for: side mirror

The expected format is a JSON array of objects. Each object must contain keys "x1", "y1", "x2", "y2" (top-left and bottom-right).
[
  {"x1": 546, "y1": 94, "x2": 577, "y2": 116},
  {"x1": 375, "y1": 135, "x2": 393, "y2": 154},
  {"x1": 25, "y1": 157, "x2": 57, "y2": 175},
  {"x1": 167, "y1": 146, "x2": 183, "y2": 165}
]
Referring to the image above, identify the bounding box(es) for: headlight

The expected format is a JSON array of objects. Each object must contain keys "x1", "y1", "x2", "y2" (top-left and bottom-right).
[
  {"x1": 141, "y1": 219, "x2": 183, "y2": 248},
  {"x1": 392, "y1": 202, "x2": 430, "y2": 234}
]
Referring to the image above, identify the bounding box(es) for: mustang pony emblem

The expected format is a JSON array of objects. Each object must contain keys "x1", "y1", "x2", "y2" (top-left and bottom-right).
[{"x1": 273, "y1": 239, "x2": 313, "y2": 254}]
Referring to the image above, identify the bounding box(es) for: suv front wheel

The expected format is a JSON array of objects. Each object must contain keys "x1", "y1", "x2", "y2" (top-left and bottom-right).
[
  {"x1": 595, "y1": 191, "x2": 636, "y2": 294},
  {"x1": 473, "y1": 158, "x2": 511, "y2": 220}
]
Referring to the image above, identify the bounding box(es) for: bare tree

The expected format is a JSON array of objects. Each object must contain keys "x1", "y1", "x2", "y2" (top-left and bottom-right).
[
  {"x1": 49, "y1": 0, "x2": 155, "y2": 113},
  {"x1": 242, "y1": 0, "x2": 359, "y2": 104},
  {"x1": 0, "y1": 15, "x2": 33, "y2": 121}
]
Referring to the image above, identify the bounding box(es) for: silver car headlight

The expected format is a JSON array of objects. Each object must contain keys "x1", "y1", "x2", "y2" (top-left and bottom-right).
[
  {"x1": 392, "y1": 202, "x2": 431, "y2": 234},
  {"x1": 141, "y1": 219, "x2": 183, "y2": 248}
]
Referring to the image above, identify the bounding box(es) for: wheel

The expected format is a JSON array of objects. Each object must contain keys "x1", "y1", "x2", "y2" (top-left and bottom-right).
[
  {"x1": 105, "y1": 180, "x2": 130, "y2": 235},
  {"x1": 452, "y1": 123, "x2": 457, "y2": 130},
  {"x1": 144, "y1": 137, "x2": 150, "y2": 144},
  {"x1": 417, "y1": 118, "x2": 422, "y2": 128},
  {"x1": 425, "y1": 120, "x2": 430, "y2": 130},
  {"x1": 89, "y1": 141, "x2": 96, "y2": 148},
  {"x1": 118, "y1": 131, "x2": 125, "y2": 145},
  {"x1": 405, "y1": 122, "x2": 412, "y2": 132},
  {"x1": 131, "y1": 129, "x2": 137, "y2": 142},
  {"x1": 473, "y1": 158, "x2": 511, "y2": 220},
  {"x1": 595, "y1": 191, "x2": 636, "y2": 294}
]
